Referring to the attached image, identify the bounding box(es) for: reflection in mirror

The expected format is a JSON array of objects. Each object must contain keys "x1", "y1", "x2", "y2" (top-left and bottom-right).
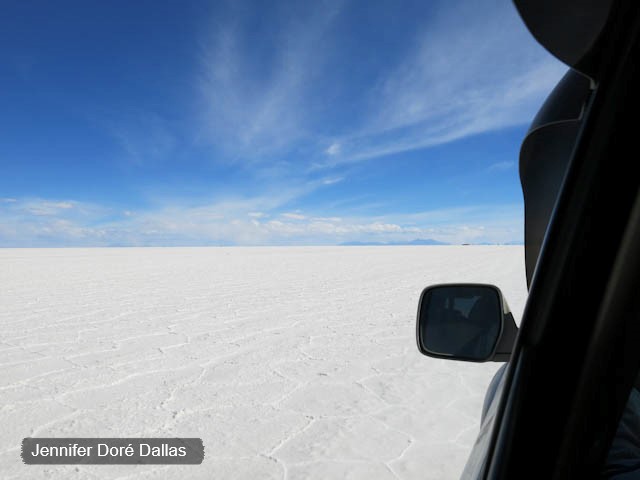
[{"x1": 419, "y1": 285, "x2": 502, "y2": 361}]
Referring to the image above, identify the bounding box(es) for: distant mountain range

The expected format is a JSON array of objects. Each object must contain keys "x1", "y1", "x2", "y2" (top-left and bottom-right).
[
  {"x1": 339, "y1": 239, "x2": 524, "y2": 246},
  {"x1": 339, "y1": 239, "x2": 449, "y2": 246},
  {"x1": 467, "y1": 241, "x2": 524, "y2": 246}
]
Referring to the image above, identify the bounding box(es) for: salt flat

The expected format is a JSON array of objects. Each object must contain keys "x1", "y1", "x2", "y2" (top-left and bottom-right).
[{"x1": 0, "y1": 246, "x2": 527, "y2": 479}]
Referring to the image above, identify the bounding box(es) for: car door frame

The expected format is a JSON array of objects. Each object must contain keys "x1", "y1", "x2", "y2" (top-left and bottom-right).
[{"x1": 482, "y1": 1, "x2": 640, "y2": 478}]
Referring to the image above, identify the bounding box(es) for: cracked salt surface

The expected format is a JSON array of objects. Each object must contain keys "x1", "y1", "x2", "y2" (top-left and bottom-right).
[{"x1": 0, "y1": 246, "x2": 527, "y2": 479}]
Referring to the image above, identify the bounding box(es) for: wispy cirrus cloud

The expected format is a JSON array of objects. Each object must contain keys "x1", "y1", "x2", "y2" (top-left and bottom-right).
[
  {"x1": 488, "y1": 161, "x2": 516, "y2": 171},
  {"x1": 5, "y1": 198, "x2": 109, "y2": 218},
  {"x1": 194, "y1": 0, "x2": 564, "y2": 170},
  {"x1": 319, "y1": 0, "x2": 566, "y2": 166},
  {"x1": 281, "y1": 212, "x2": 306, "y2": 220},
  {"x1": 197, "y1": 1, "x2": 344, "y2": 160}
]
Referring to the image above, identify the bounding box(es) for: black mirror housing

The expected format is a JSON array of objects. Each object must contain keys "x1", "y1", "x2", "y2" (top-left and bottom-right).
[{"x1": 416, "y1": 284, "x2": 518, "y2": 363}]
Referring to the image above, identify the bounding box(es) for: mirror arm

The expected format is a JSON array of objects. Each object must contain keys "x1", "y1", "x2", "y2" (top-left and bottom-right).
[{"x1": 492, "y1": 312, "x2": 519, "y2": 362}]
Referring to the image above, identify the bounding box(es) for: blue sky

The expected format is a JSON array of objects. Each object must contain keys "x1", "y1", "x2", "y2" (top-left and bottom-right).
[{"x1": 0, "y1": 0, "x2": 565, "y2": 247}]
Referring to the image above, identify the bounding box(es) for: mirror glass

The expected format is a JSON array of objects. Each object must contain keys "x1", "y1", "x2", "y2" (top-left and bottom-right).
[{"x1": 418, "y1": 285, "x2": 502, "y2": 361}]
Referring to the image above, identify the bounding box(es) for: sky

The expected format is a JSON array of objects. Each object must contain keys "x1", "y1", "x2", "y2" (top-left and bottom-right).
[{"x1": 0, "y1": 0, "x2": 566, "y2": 247}]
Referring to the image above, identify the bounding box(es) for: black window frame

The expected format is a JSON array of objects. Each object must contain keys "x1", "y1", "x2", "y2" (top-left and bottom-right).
[{"x1": 483, "y1": 1, "x2": 640, "y2": 478}]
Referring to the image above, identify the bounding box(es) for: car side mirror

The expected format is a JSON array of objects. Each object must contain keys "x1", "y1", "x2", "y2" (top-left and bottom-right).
[{"x1": 416, "y1": 284, "x2": 518, "y2": 362}]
